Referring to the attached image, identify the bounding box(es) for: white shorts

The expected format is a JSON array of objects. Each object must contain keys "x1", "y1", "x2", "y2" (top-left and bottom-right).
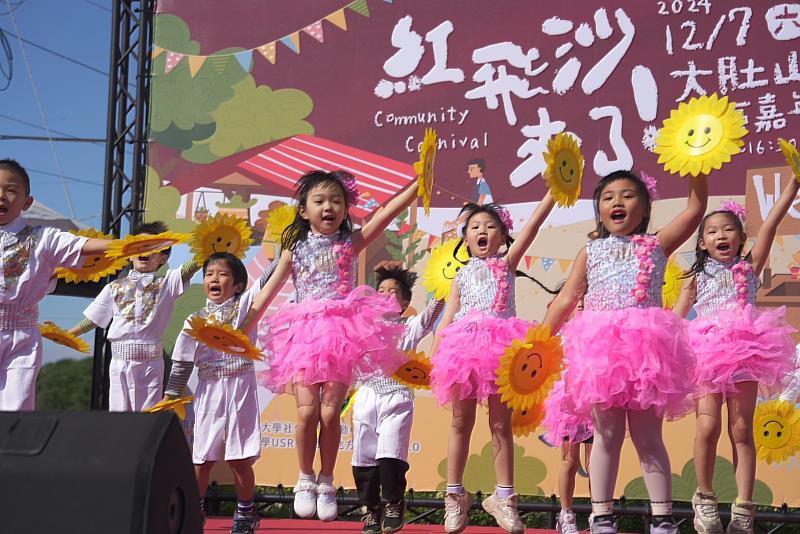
[
  {"x1": 0, "y1": 328, "x2": 42, "y2": 411},
  {"x1": 192, "y1": 372, "x2": 261, "y2": 464},
  {"x1": 352, "y1": 386, "x2": 414, "y2": 466},
  {"x1": 108, "y1": 358, "x2": 164, "y2": 412}
]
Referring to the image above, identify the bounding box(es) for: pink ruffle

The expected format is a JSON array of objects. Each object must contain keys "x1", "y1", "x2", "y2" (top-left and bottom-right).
[
  {"x1": 561, "y1": 307, "x2": 695, "y2": 420},
  {"x1": 430, "y1": 309, "x2": 531, "y2": 405},
  {"x1": 543, "y1": 379, "x2": 593, "y2": 445},
  {"x1": 688, "y1": 304, "x2": 797, "y2": 398},
  {"x1": 258, "y1": 285, "x2": 406, "y2": 390}
]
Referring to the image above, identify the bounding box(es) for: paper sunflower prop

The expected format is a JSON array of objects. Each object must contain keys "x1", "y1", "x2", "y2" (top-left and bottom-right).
[
  {"x1": 392, "y1": 350, "x2": 433, "y2": 390},
  {"x1": 654, "y1": 93, "x2": 747, "y2": 177},
  {"x1": 340, "y1": 387, "x2": 358, "y2": 417},
  {"x1": 422, "y1": 238, "x2": 470, "y2": 300},
  {"x1": 55, "y1": 228, "x2": 128, "y2": 283},
  {"x1": 543, "y1": 133, "x2": 584, "y2": 207},
  {"x1": 184, "y1": 316, "x2": 263, "y2": 361},
  {"x1": 190, "y1": 213, "x2": 252, "y2": 263},
  {"x1": 144, "y1": 396, "x2": 195, "y2": 421},
  {"x1": 106, "y1": 231, "x2": 191, "y2": 260},
  {"x1": 413, "y1": 128, "x2": 437, "y2": 216},
  {"x1": 496, "y1": 324, "x2": 563, "y2": 411},
  {"x1": 662, "y1": 258, "x2": 683, "y2": 310},
  {"x1": 511, "y1": 402, "x2": 545, "y2": 438},
  {"x1": 754, "y1": 399, "x2": 800, "y2": 465},
  {"x1": 265, "y1": 203, "x2": 297, "y2": 243},
  {"x1": 779, "y1": 138, "x2": 800, "y2": 181},
  {"x1": 39, "y1": 321, "x2": 90, "y2": 353}
]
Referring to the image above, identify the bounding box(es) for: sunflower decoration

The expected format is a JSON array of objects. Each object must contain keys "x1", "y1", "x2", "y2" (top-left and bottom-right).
[
  {"x1": 190, "y1": 213, "x2": 252, "y2": 264},
  {"x1": 511, "y1": 402, "x2": 545, "y2": 438},
  {"x1": 106, "y1": 231, "x2": 191, "y2": 260},
  {"x1": 496, "y1": 324, "x2": 563, "y2": 411},
  {"x1": 779, "y1": 138, "x2": 800, "y2": 181},
  {"x1": 340, "y1": 387, "x2": 359, "y2": 417},
  {"x1": 662, "y1": 258, "x2": 683, "y2": 310},
  {"x1": 55, "y1": 228, "x2": 128, "y2": 283},
  {"x1": 184, "y1": 316, "x2": 263, "y2": 361},
  {"x1": 144, "y1": 396, "x2": 195, "y2": 421},
  {"x1": 39, "y1": 321, "x2": 90, "y2": 353},
  {"x1": 654, "y1": 93, "x2": 748, "y2": 177},
  {"x1": 413, "y1": 128, "x2": 437, "y2": 216},
  {"x1": 392, "y1": 350, "x2": 434, "y2": 390},
  {"x1": 543, "y1": 133, "x2": 584, "y2": 207},
  {"x1": 422, "y1": 238, "x2": 470, "y2": 300},
  {"x1": 753, "y1": 399, "x2": 800, "y2": 465},
  {"x1": 265, "y1": 203, "x2": 297, "y2": 243}
]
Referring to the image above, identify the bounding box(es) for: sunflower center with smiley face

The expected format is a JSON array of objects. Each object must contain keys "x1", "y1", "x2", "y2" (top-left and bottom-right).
[
  {"x1": 56, "y1": 229, "x2": 128, "y2": 284},
  {"x1": 753, "y1": 399, "x2": 800, "y2": 465},
  {"x1": 544, "y1": 133, "x2": 584, "y2": 207},
  {"x1": 393, "y1": 350, "x2": 433, "y2": 389},
  {"x1": 511, "y1": 402, "x2": 545, "y2": 437},
  {"x1": 496, "y1": 324, "x2": 563, "y2": 411},
  {"x1": 184, "y1": 316, "x2": 263, "y2": 361},
  {"x1": 423, "y1": 238, "x2": 470, "y2": 300},
  {"x1": 191, "y1": 213, "x2": 252, "y2": 263}
]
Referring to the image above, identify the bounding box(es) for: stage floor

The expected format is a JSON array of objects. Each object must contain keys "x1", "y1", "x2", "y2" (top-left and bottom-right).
[{"x1": 204, "y1": 518, "x2": 559, "y2": 533}]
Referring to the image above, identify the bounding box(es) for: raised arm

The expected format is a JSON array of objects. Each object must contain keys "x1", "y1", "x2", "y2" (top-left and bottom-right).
[
  {"x1": 506, "y1": 192, "x2": 555, "y2": 270},
  {"x1": 80, "y1": 238, "x2": 115, "y2": 256},
  {"x1": 428, "y1": 281, "x2": 461, "y2": 359},
  {"x1": 240, "y1": 249, "x2": 293, "y2": 333},
  {"x1": 353, "y1": 181, "x2": 418, "y2": 252},
  {"x1": 749, "y1": 175, "x2": 800, "y2": 276},
  {"x1": 657, "y1": 175, "x2": 708, "y2": 257},
  {"x1": 542, "y1": 247, "x2": 587, "y2": 334},
  {"x1": 672, "y1": 276, "x2": 696, "y2": 319}
]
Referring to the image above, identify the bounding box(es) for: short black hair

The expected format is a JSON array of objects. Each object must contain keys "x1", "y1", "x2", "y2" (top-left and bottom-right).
[
  {"x1": 203, "y1": 252, "x2": 248, "y2": 294},
  {"x1": 0, "y1": 159, "x2": 31, "y2": 196},
  {"x1": 134, "y1": 221, "x2": 171, "y2": 256},
  {"x1": 374, "y1": 264, "x2": 417, "y2": 303},
  {"x1": 467, "y1": 158, "x2": 486, "y2": 173}
]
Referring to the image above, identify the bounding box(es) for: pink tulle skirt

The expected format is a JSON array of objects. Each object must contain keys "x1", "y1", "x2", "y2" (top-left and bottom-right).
[
  {"x1": 688, "y1": 304, "x2": 797, "y2": 398},
  {"x1": 257, "y1": 286, "x2": 406, "y2": 390},
  {"x1": 560, "y1": 307, "x2": 695, "y2": 420},
  {"x1": 543, "y1": 379, "x2": 593, "y2": 445},
  {"x1": 430, "y1": 309, "x2": 531, "y2": 405}
]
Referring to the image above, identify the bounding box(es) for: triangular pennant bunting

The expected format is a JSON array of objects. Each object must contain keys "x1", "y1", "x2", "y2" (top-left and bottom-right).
[
  {"x1": 152, "y1": 46, "x2": 164, "y2": 59},
  {"x1": 326, "y1": 9, "x2": 348, "y2": 31},
  {"x1": 303, "y1": 21, "x2": 325, "y2": 43},
  {"x1": 164, "y1": 51, "x2": 184, "y2": 74},
  {"x1": 257, "y1": 42, "x2": 277, "y2": 64},
  {"x1": 187, "y1": 56, "x2": 206, "y2": 77},
  {"x1": 280, "y1": 34, "x2": 301, "y2": 54},
  {"x1": 347, "y1": 0, "x2": 370, "y2": 17},
  {"x1": 525, "y1": 256, "x2": 535, "y2": 269},
  {"x1": 541, "y1": 258, "x2": 555, "y2": 271},
  {"x1": 558, "y1": 259, "x2": 572, "y2": 272},
  {"x1": 235, "y1": 50, "x2": 253, "y2": 72}
]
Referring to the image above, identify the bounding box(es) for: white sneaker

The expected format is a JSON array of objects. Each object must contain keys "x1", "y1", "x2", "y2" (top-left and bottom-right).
[
  {"x1": 557, "y1": 509, "x2": 579, "y2": 534},
  {"x1": 293, "y1": 479, "x2": 317, "y2": 518},
  {"x1": 316, "y1": 481, "x2": 338, "y2": 521}
]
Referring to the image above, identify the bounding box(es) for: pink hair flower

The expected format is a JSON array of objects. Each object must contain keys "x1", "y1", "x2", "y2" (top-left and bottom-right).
[
  {"x1": 720, "y1": 200, "x2": 746, "y2": 221},
  {"x1": 640, "y1": 172, "x2": 659, "y2": 200},
  {"x1": 337, "y1": 173, "x2": 361, "y2": 206},
  {"x1": 496, "y1": 206, "x2": 514, "y2": 232}
]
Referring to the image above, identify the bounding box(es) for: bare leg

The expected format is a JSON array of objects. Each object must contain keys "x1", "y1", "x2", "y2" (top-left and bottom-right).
[
  {"x1": 294, "y1": 382, "x2": 322, "y2": 475},
  {"x1": 588, "y1": 406, "x2": 626, "y2": 512},
  {"x1": 726, "y1": 382, "x2": 758, "y2": 502},
  {"x1": 195, "y1": 461, "x2": 216, "y2": 498},
  {"x1": 559, "y1": 442, "x2": 582, "y2": 510},
  {"x1": 228, "y1": 458, "x2": 256, "y2": 501},
  {"x1": 627, "y1": 407, "x2": 672, "y2": 503},
  {"x1": 694, "y1": 393, "x2": 724, "y2": 493},
  {"x1": 487, "y1": 394, "x2": 514, "y2": 487},
  {"x1": 447, "y1": 389, "x2": 477, "y2": 485},
  {"x1": 319, "y1": 381, "x2": 349, "y2": 477}
]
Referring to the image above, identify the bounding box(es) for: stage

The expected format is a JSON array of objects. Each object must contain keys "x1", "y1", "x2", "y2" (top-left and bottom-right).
[{"x1": 204, "y1": 518, "x2": 559, "y2": 533}]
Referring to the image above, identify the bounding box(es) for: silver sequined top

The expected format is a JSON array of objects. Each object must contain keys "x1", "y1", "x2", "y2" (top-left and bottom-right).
[
  {"x1": 454, "y1": 256, "x2": 516, "y2": 321},
  {"x1": 292, "y1": 233, "x2": 357, "y2": 303},
  {"x1": 694, "y1": 257, "x2": 758, "y2": 317},
  {"x1": 584, "y1": 234, "x2": 666, "y2": 311}
]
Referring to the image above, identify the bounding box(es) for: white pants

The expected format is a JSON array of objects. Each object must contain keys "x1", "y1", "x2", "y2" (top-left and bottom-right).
[
  {"x1": 108, "y1": 358, "x2": 164, "y2": 412},
  {"x1": 352, "y1": 386, "x2": 414, "y2": 466},
  {"x1": 0, "y1": 328, "x2": 42, "y2": 411},
  {"x1": 192, "y1": 373, "x2": 261, "y2": 464}
]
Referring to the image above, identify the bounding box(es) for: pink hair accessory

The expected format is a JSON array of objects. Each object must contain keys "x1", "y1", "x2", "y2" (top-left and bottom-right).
[
  {"x1": 640, "y1": 172, "x2": 659, "y2": 200},
  {"x1": 719, "y1": 200, "x2": 746, "y2": 221},
  {"x1": 336, "y1": 173, "x2": 361, "y2": 206},
  {"x1": 496, "y1": 206, "x2": 514, "y2": 232}
]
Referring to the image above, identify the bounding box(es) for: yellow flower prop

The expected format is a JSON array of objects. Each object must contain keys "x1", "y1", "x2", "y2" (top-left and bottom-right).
[
  {"x1": 422, "y1": 238, "x2": 470, "y2": 300},
  {"x1": 340, "y1": 387, "x2": 358, "y2": 417},
  {"x1": 496, "y1": 324, "x2": 563, "y2": 411},
  {"x1": 662, "y1": 258, "x2": 683, "y2": 310},
  {"x1": 39, "y1": 322, "x2": 90, "y2": 353},
  {"x1": 753, "y1": 399, "x2": 800, "y2": 465},
  {"x1": 511, "y1": 402, "x2": 545, "y2": 438},
  {"x1": 413, "y1": 128, "x2": 437, "y2": 216},
  {"x1": 543, "y1": 133, "x2": 583, "y2": 207},
  {"x1": 266, "y1": 203, "x2": 297, "y2": 243},
  {"x1": 144, "y1": 396, "x2": 195, "y2": 421},
  {"x1": 106, "y1": 231, "x2": 191, "y2": 260},
  {"x1": 184, "y1": 316, "x2": 263, "y2": 361},
  {"x1": 392, "y1": 350, "x2": 433, "y2": 390},
  {"x1": 190, "y1": 213, "x2": 252, "y2": 263},
  {"x1": 779, "y1": 138, "x2": 800, "y2": 182},
  {"x1": 655, "y1": 93, "x2": 747, "y2": 177},
  {"x1": 55, "y1": 228, "x2": 128, "y2": 283}
]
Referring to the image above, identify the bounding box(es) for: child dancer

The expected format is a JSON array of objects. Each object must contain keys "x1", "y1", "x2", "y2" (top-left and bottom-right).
[
  {"x1": 353, "y1": 262, "x2": 445, "y2": 534},
  {"x1": 69, "y1": 221, "x2": 199, "y2": 411},
  {"x1": 674, "y1": 178, "x2": 798, "y2": 534},
  {"x1": 0, "y1": 159, "x2": 113, "y2": 410},
  {"x1": 543, "y1": 170, "x2": 708, "y2": 534},
  {"x1": 244, "y1": 170, "x2": 418, "y2": 521},
  {"x1": 430, "y1": 193, "x2": 555, "y2": 534}
]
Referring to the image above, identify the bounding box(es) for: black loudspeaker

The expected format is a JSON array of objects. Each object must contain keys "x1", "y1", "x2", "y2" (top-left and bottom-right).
[{"x1": 0, "y1": 411, "x2": 201, "y2": 534}]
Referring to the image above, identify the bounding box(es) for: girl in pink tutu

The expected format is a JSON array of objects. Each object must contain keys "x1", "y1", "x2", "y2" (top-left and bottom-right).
[
  {"x1": 673, "y1": 177, "x2": 798, "y2": 534},
  {"x1": 243, "y1": 170, "x2": 417, "y2": 522},
  {"x1": 430, "y1": 193, "x2": 555, "y2": 534},
  {"x1": 543, "y1": 170, "x2": 708, "y2": 534}
]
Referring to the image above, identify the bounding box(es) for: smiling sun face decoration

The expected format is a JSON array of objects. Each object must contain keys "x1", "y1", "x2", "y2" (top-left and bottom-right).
[
  {"x1": 543, "y1": 133, "x2": 584, "y2": 207},
  {"x1": 654, "y1": 93, "x2": 747, "y2": 177},
  {"x1": 413, "y1": 128, "x2": 437, "y2": 216},
  {"x1": 511, "y1": 402, "x2": 545, "y2": 438},
  {"x1": 662, "y1": 258, "x2": 683, "y2": 310},
  {"x1": 39, "y1": 322, "x2": 90, "y2": 353},
  {"x1": 496, "y1": 324, "x2": 563, "y2": 412},
  {"x1": 753, "y1": 399, "x2": 800, "y2": 465},
  {"x1": 184, "y1": 316, "x2": 263, "y2": 361},
  {"x1": 422, "y1": 238, "x2": 470, "y2": 300},
  {"x1": 190, "y1": 213, "x2": 252, "y2": 264},
  {"x1": 56, "y1": 229, "x2": 128, "y2": 283},
  {"x1": 106, "y1": 230, "x2": 191, "y2": 260},
  {"x1": 392, "y1": 350, "x2": 433, "y2": 389}
]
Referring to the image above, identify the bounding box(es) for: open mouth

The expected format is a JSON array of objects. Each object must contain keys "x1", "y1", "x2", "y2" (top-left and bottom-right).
[
  {"x1": 208, "y1": 283, "x2": 222, "y2": 297},
  {"x1": 137, "y1": 255, "x2": 151, "y2": 262},
  {"x1": 322, "y1": 214, "x2": 336, "y2": 223},
  {"x1": 610, "y1": 209, "x2": 626, "y2": 222},
  {"x1": 686, "y1": 138, "x2": 711, "y2": 149},
  {"x1": 0, "y1": 206, "x2": 8, "y2": 216},
  {"x1": 477, "y1": 236, "x2": 488, "y2": 248},
  {"x1": 717, "y1": 242, "x2": 731, "y2": 252}
]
